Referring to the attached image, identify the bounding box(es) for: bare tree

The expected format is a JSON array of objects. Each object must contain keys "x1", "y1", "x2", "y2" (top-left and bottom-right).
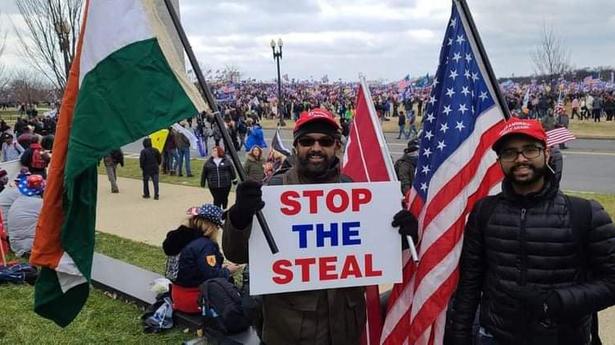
[
  {"x1": 14, "y1": 0, "x2": 83, "y2": 92},
  {"x1": 531, "y1": 24, "x2": 572, "y2": 82},
  {"x1": 0, "y1": 11, "x2": 10, "y2": 91},
  {"x1": 8, "y1": 69, "x2": 51, "y2": 106}
]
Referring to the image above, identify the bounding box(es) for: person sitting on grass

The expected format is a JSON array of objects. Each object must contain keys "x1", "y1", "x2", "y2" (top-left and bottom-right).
[{"x1": 162, "y1": 204, "x2": 241, "y2": 314}]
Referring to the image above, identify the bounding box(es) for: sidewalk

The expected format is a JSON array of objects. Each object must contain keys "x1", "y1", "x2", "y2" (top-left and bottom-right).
[
  {"x1": 95, "y1": 175, "x2": 614, "y2": 343},
  {"x1": 96, "y1": 175, "x2": 235, "y2": 246}
]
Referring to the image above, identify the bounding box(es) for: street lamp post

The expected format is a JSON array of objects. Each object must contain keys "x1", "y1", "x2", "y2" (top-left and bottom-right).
[
  {"x1": 270, "y1": 38, "x2": 285, "y2": 126},
  {"x1": 54, "y1": 20, "x2": 71, "y2": 79}
]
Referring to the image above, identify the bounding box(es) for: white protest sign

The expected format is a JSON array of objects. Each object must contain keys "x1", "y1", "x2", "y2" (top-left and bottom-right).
[{"x1": 248, "y1": 181, "x2": 402, "y2": 295}]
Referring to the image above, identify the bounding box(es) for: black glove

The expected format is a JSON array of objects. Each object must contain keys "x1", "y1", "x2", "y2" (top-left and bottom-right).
[
  {"x1": 392, "y1": 210, "x2": 418, "y2": 245},
  {"x1": 503, "y1": 285, "x2": 561, "y2": 320},
  {"x1": 229, "y1": 180, "x2": 265, "y2": 229}
]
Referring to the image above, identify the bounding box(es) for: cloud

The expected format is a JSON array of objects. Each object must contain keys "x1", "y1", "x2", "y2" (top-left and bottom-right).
[{"x1": 1, "y1": 0, "x2": 614, "y2": 81}]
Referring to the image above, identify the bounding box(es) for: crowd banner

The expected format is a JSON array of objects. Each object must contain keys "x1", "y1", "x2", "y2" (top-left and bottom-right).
[{"x1": 249, "y1": 182, "x2": 402, "y2": 295}]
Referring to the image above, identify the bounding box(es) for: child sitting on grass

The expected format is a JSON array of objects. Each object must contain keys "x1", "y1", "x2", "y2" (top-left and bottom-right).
[{"x1": 162, "y1": 203, "x2": 241, "y2": 313}]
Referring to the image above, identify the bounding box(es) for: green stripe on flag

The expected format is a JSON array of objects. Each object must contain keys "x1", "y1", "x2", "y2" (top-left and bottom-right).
[
  {"x1": 35, "y1": 268, "x2": 89, "y2": 327},
  {"x1": 35, "y1": 37, "x2": 197, "y2": 326}
]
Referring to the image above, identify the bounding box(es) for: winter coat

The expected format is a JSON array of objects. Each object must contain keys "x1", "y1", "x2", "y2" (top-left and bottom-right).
[
  {"x1": 447, "y1": 157, "x2": 615, "y2": 345},
  {"x1": 244, "y1": 124, "x2": 267, "y2": 152},
  {"x1": 103, "y1": 149, "x2": 124, "y2": 167},
  {"x1": 394, "y1": 153, "x2": 417, "y2": 195},
  {"x1": 139, "y1": 138, "x2": 161, "y2": 176},
  {"x1": 222, "y1": 161, "x2": 366, "y2": 345},
  {"x1": 243, "y1": 152, "x2": 265, "y2": 182},
  {"x1": 200, "y1": 156, "x2": 236, "y2": 189},
  {"x1": 174, "y1": 130, "x2": 190, "y2": 149},
  {"x1": 162, "y1": 225, "x2": 229, "y2": 287},
  {"x1": 7, "y1": 194, "x2": 42, "y2": 256}
]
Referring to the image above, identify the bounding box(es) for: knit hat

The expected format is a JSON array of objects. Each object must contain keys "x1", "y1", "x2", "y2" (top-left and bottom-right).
[
  {"x1": 186, "y1": 204, "x2": 224, "y2": 226},
  {"x1": 293, "y1": 108, "x2": 340, "y2": 144},
  {"x1": 492, "y1": 118, "x2": 547, "y2": 153}
]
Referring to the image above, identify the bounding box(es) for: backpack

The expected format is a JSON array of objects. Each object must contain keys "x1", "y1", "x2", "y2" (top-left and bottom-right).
[
  {"x1": 199, "y1": 278, "x2": 250, "y2": 334},
  {"x1": 30, "y1": 144, "x2": 46, "y2": 169}
]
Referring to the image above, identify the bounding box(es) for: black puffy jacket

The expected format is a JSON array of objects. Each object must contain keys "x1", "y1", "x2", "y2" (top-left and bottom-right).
[
  {"x1": 448, "y1": 164, "x2": 615, "y2": 344},
  {"x1": 200, "y1": 156, "x2": 236, "y2": 189}
]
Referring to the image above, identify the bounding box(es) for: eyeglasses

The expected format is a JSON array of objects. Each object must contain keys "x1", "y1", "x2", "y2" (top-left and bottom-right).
[
  {"x1": 296, "y1": 136, "x2": 336, "y2": 147},
  {"x1": 498, "y1": 145, "x2": 544, "y2": 162}
]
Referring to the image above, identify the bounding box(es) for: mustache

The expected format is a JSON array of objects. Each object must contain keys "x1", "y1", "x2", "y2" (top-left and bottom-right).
[{"x1": 511, "y1": 164, "x2": 534, "y2": 171}]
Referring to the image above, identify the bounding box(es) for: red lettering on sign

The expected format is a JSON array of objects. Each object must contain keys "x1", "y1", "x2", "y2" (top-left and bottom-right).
[
  {"x1": 319, "y1": 256, "x2": 338, "y2": 280},
  {"x1": 326, "y1": 189, "x2": 349, "y2": 213},
  {"x1": 280, "y1": 191, "x2": 301, "y2": 215},
  {"x1": 364, "y1": 254, "x2": 383, "y2": 277},
  {"x1": 340, "y1": 255, "x2": 363, "y2": 279},
  {"x1": 272, "y1": 259, "x2": 293, "y2": 284},
  {"x1": 295, "y1": 257, "x2": 316, "y2": 282},
  {"x1": 303, "y1": 190, "x2": 324, "y2": 213},
  {"x1": 352, "y1": 188, "x2": 372, "y2": 212}
]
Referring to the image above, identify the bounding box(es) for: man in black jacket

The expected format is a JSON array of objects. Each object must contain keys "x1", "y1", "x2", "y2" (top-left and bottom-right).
[
  {"x1": 140, "y1": 137, "x2": 161, "y2": 200},
  {"x1": 447, "y1": 118, "x2": 615, "y2": 345}
]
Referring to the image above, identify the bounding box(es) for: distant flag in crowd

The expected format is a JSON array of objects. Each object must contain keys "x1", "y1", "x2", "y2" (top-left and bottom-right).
[
  {"x1": 270, "y1": 127, "x2": 291, "y2": 157},
  {"x1": 342, "y1": 77, "x2": 398, "y2": 345},
  {"x1": 546, "y1": 127, "x2": 576, "y2": 147},
  {"x1": 522, "y1": 86, "x2": 531, "y2": 108},
  {"x1": 380, "y1": 1, "x2": 507, "y2": 344},
  {"x1": 30, "y1": 0, "x2": 208, "y2": 327}
]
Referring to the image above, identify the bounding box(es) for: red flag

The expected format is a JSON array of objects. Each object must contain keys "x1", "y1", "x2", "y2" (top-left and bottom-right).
[{"x1": 342, "y1": 78, "x2": 397, "y2": 345}]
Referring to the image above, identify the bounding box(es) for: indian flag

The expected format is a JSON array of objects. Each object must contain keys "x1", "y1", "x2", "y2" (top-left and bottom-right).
[{"x1": 30, "y1": 0, "x2": 208, "y2": 326}]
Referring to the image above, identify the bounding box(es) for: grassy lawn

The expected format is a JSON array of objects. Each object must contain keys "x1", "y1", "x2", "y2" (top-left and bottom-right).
[
  {"x1": 1, "y1": 192, "x2": 614, "y2": 343},
  {"x1": 0, "y1": 231, "x2": 194, "y2": 344},
  {"x1": 98, "y1": 158, "x2": 204, "y2": 188}
]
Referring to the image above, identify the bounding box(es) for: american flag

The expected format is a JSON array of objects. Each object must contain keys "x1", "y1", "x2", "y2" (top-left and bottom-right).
[
  {"x1": 546, "y1": 127, "x2": 576, "y2": 147},
  {"x1": 380, "y1": 2, "x2": 506, "y2": 345}
]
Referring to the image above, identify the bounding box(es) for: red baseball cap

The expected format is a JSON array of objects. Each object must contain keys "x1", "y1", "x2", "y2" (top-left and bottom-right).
[
  {"x1": 293, "y1": 108, "x2": 340, "y2": 133},
  {"x1": 492, "y1": 118, "x2": 547, "y2": 152}
]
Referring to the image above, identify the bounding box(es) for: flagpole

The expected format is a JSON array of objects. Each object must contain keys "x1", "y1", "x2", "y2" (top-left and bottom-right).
[
  {"x1": 455, "y1": 0, "x2": 511, "y2": 120},
  {"x1": 162, "y1": 0, "x2": 279, "y2": 254}
]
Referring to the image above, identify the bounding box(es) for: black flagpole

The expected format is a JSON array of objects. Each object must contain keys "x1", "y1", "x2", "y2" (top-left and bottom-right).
[
  {"x1": 455, "y1": 0, "x2": 511, "y2": 120},
  {"x1": 163, "y1": 0, "x2": 279, "y2": 254}
]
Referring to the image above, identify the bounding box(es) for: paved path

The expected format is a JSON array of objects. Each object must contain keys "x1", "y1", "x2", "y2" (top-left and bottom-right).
[
  {"x1": 96, "y1": 175, "x2": 614, "y2": 342},
  {"x1": 96, "y1": 175, "x2": 235, "y2": 246},
  {"x1": 123, "y1": 133, "x2": 615, "y2": 194}
]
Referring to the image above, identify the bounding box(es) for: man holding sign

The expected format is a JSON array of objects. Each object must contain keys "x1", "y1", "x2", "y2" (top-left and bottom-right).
[{"x1": 223, "y1": 109, "x2": 418, "y2": 345}]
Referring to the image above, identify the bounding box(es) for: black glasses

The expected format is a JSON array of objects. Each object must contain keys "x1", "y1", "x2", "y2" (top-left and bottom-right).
[
  {"x1": 296, "y1": 136, "x2": 336, "y2": 147},
  {"x1": 498, "y1": 145, "x2": 544, "y2": 162}
]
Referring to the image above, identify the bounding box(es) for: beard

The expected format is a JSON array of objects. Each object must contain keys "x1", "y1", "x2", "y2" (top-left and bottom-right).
[
  {"x1": 504, "y1": 162, "x2": 548, "y2": 186},
  {"x1": 296, "y1": 151, "x2": 336, "y2": 180}
]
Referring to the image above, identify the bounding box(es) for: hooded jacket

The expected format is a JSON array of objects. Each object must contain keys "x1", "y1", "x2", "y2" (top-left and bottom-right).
[
  {"x1": 447, "y1": 149, "x2": 615, "y2": 345},
  {"x1": 139, "y1": 138, "x2": 161, "y2": 176}
]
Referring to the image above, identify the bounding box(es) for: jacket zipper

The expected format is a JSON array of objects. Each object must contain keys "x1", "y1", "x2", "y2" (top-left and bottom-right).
[
  {"x1": 216, "y1": 162, "x2": 221, "y2": 188},
  {"x1": 519, "y1": 208, "x2": 527, "y2": 286}
]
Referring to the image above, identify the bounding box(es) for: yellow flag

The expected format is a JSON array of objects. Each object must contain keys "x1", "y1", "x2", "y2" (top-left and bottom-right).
[{"x1": 149, "y1": 129, "x2": 169, "y2": 152}]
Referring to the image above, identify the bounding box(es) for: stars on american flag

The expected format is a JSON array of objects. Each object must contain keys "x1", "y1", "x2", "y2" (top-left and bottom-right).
[
  {"x1": 442, "y1": 105, "x2": 452, "y2": 116},
  {"x1": 452, "y1": 52, "x2": 462, "y2": 63},
  {"x1": 413, "y1": 6, "x2": 496, "y2": 201},
  {"x1": 456, "y1": 34, "x2": 466, "y2": 45}
]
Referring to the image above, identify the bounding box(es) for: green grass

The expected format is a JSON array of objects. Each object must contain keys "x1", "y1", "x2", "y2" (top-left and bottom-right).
[
  {"x1": 99, "y1": 158, "x2": 204, "y2": 188},
  {"x1": 567, "y1": 191, "x2": 615, "y2": 215},
  {"x1": 0, "y1": 232, "x2": 195, "y2": 344}
]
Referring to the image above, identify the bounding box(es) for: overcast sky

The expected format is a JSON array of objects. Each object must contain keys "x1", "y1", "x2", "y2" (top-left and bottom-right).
[{"x1": 1, "y1": 0, "x2": 615, "y2": 82}]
